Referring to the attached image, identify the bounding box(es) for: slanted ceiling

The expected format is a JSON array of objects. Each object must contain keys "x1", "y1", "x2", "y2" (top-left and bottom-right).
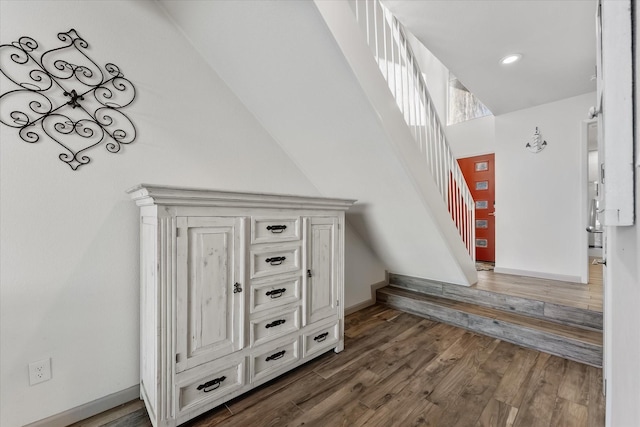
[{"x1": 383, "y1": 0, "x2": 597, "y2": 115}]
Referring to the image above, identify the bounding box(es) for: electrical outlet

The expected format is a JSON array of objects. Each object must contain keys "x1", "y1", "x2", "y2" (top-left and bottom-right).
[{"x1": 28, "y1": 358, "x2": 51, "y2": 385}]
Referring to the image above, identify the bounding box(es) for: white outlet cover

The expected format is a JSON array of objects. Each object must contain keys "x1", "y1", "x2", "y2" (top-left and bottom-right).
[{"x1": 28, "y1": 358, "x2": 51, "y2": 385}]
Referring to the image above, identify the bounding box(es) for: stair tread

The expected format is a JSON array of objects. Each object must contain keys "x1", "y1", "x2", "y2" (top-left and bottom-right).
[
  {"x1": 389, "y1": 273, "x2": 603, "y2": 331},
  {"x1": 380, "y1": 286, "x2": 602, "y2": 346}
]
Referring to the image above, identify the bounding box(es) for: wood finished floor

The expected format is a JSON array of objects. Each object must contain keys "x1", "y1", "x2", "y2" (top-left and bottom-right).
[
  {"x1": 473, "y1": 260, "x2": 603, "y2": 313},
  {"x1": 72, "y1": 305, "x2": 605, "y2": 427}
]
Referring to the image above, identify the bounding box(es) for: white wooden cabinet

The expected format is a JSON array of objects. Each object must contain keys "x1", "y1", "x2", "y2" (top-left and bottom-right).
[{"x1": 128, "y1": 185, "x2": 355, "y2": 427}]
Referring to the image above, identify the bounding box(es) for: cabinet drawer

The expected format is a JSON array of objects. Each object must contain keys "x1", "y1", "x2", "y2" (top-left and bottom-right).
[
  {"x1": 250, "y1": 244, "x2": 301, "y2": 279},
  {"x1": 251, "y1": 338, "x2": 299, "y2": 383},
  {"x1": 251, "y1": 217, "x2": 301, "y2": 244},
  {"x1": 303, "y1": 322, "x2": 340, "y2": 358},
  {"x1": 177, "y1": 359, "x2": 244, "y2": 415},
  {"x1": 250, "y1": 307, "x2": 300, "y2": 347},
  {"x1": 251, "y1": 275, "x2": 301, "y2": 314}
]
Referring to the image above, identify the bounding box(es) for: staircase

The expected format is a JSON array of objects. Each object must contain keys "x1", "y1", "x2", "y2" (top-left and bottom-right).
[
  {"x1": 315, "y1": 0, "x2": 477, "y2": 285},
  {"x1": 348, "y1": 0, "x2": 476, "y2": 258},
  {"x1": 318, "y1": 0, "x2": 602, "y2": 367},
  {"x1": 377, "y1": 274, "x2": 603, "y2": 367}
]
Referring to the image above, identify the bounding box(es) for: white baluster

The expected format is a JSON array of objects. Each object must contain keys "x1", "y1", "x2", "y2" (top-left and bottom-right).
[{"x1": 350, "y1": 0, "x2": 475, "y2": 258}]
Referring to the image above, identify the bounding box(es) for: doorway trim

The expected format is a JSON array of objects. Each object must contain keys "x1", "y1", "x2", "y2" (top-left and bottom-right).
[{"x1": 580, "y1": 118, "x2": 596, "y2": 284}]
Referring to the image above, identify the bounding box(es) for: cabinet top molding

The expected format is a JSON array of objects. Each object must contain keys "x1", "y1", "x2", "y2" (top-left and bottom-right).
[{"x1": 127, "y1": 184, "x2": 357, "y2": 210}]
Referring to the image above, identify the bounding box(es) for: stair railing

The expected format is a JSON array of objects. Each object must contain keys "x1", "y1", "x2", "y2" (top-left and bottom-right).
[{"x1": 351, "y1": 0, "x2": 475, "y2": 259}]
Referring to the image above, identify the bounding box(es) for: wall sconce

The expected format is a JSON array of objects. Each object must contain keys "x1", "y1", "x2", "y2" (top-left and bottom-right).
[{"x1": 525, "y1": 127, "x2": 547, "y2": 153}]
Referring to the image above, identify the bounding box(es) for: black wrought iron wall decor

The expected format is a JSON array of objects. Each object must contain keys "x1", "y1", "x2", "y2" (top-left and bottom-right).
[{"x1": 0, "y1": 29, "x2": 136, "y2": 170}]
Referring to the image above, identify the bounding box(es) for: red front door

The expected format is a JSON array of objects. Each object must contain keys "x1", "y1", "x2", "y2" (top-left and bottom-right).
[{"x1": 458, "y1": 154, "x2": 495, "y2": 262}]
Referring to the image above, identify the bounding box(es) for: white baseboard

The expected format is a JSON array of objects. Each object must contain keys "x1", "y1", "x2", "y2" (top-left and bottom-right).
[
  {"x1": 24, "y1": 385, "x2": 139, "y2": 427},
  {"x1": 345, "y1": 279, "x2": 388, "y2": 315},
  {"x1": 345, "y1": 300, "x2": 375, "y2": 315},
  {"x1": 493, "y1": 267, "x2": 582, "y2": 284}
]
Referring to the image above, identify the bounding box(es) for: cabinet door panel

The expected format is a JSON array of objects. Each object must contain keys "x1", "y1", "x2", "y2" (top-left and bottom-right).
[
  {"x1": 176, "y1": 217, "x2": 245, "y2": 372},
  {"x1": 304, "y1": 217, "x2": 338, "y2": 325}
]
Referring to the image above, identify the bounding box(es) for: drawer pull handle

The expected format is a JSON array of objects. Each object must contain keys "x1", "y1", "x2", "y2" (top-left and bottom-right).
[
  {"x1": 265, "y1": 350, "x2": 286, "y2": 362},
  {"x1": 313, "y1": 332, "x2": 329, "y2": 342},
  {"x1": 233, "y1": 282, "x2": 242, "y2": 293},
  {"x1": 197, "y1": 376, "x2": 226, "y2": 393},
  {"x1": 265, "y1": 319, "x2": 286, "y2": 328},
  {"x1": 265, "y1": 288, "x2": 286, "y2": 299},
  {"x1": 265, "y1": 256, "x2": 286, "y2": 266},
  {"x1": 266, "y1": 225, "x2": 287, "y2": 233}
]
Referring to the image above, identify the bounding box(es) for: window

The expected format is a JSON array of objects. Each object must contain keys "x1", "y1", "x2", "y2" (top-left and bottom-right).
[{"x1": 447, "y1": 73, "x2": 492, "y2": 125}]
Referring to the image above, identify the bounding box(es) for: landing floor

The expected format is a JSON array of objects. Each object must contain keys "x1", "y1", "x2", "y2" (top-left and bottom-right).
[{"x1": 474, "y1": 260, "x2": 603, "y2": 313}]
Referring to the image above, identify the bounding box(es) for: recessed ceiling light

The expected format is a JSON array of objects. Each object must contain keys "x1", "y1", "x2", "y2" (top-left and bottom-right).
[{"x1": 500, "y1": 54, "x2": 522, "y2": 65}]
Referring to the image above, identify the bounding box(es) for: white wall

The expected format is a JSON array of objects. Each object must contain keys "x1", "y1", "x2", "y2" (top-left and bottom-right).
[
  {"x1": 606, "y1": 222, "x2": 640, "y2": 426},
  {"x1": 446, "y1": 115, "x2": 496, "y2": 159},
  {"x1": 494, "y1": 92, "x2": 595, "y2": 282},
  {"x1": 0, "y1": 1, "x2": 383, "y2": 425},
  {"x1": 345, "y1": 225, "x2": 386, "y2": 307},
  {"x1": 604, "y1": 8, "x2": 640, "y2": 425}
]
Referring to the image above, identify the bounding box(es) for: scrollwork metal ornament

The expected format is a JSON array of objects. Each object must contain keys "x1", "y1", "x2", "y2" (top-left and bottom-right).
[{"x1": 0, "y1": 29, "x2": 137, "y2": 170}]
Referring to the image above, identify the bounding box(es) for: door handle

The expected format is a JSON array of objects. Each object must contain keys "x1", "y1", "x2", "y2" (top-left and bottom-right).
[
  {"x1": 592, "y1": 258, "x2": 607, "y2": 266},
  {"x1": 488, "y1": 212, "x2": 495, "y2": 216}
]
